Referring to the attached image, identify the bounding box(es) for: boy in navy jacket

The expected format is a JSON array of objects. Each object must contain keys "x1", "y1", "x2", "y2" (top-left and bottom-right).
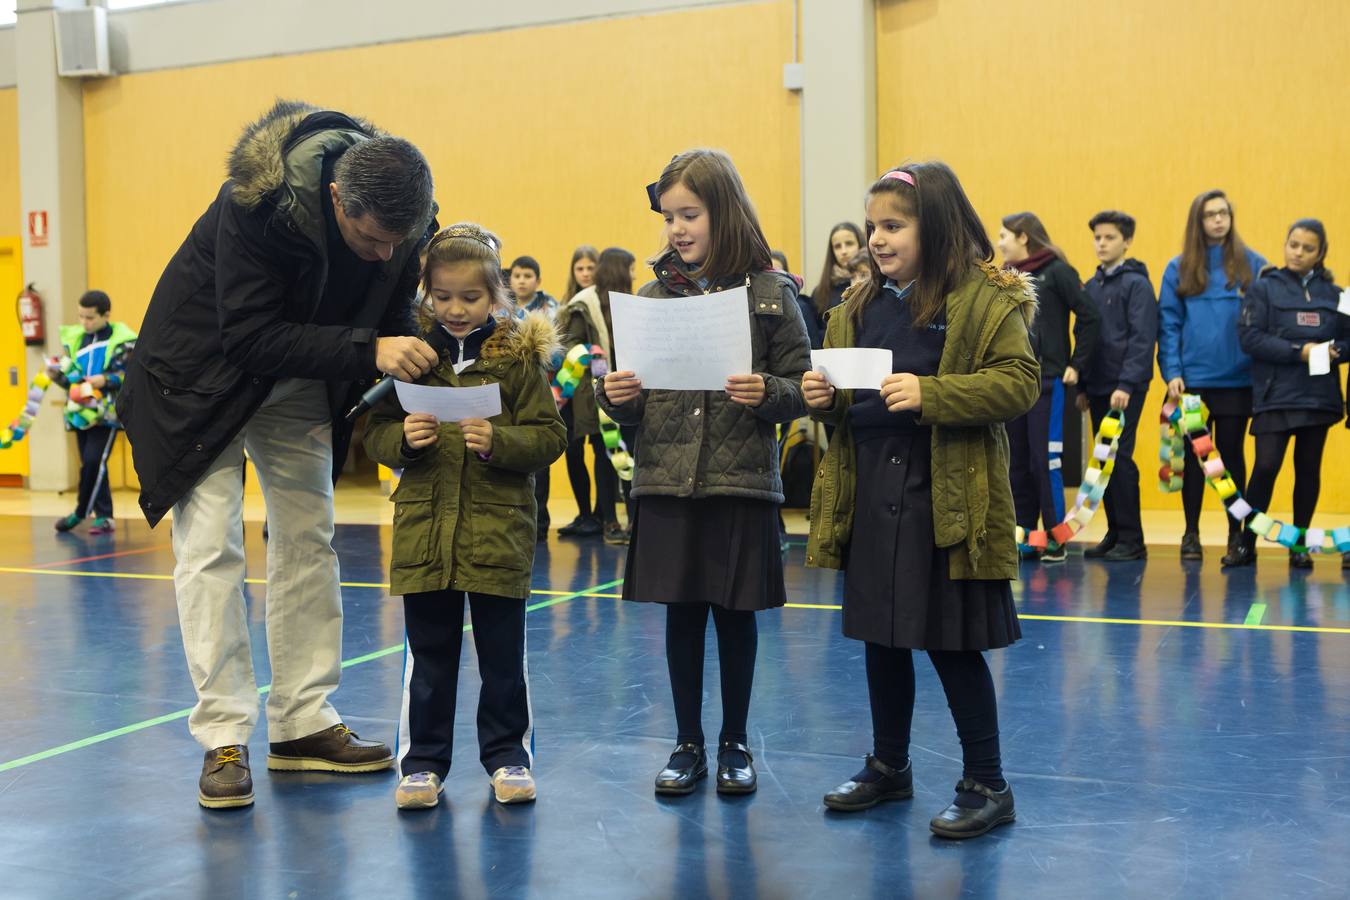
[{"x1": 1080, "y1": 211, "x2": 1158, "y2": 560}]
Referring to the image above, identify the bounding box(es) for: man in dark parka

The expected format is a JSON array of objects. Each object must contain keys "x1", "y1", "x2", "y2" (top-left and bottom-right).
[{"x1": 118, "y1": 100, "x2": 439, "y2": 809}]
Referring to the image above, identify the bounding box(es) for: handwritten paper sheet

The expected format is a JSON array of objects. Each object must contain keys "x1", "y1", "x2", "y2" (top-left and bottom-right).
[
  {"x1": 609, "y1": 287, "x2": 753, "y2": 390},
  {"x1": 810, "y1": 348, "x2": 893, "y2": 390},
  {"x1": 394, "y1": 381, "x2": 502, "y2": 421}
]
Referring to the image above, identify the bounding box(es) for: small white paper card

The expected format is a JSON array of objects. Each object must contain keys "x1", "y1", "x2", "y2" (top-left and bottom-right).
[
  {"x1": 609, "y1": 287, "x2": 753, "y2": 390},
  {"x1": 395, "y1": 381, "x2": 502, "y2": 421},
  {"x1": 1308, "y1": 341, "x2": 1332, "y2": 377},
  {"x1": 1339, "y1": 287, "x2": 1350, "y2": 316},
  {"x1": 810, "y1": 348, "x2": 893, "y2": 390}
]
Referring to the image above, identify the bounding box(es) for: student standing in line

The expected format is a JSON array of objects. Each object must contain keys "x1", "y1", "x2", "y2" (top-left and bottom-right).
[
  {"x1": 998, "y1": 213, "x2": 1100, "y2": 562},
  {"x1": 1079, "y1": 211, "x2": 1158, "y2": 562},
  {"x1": 557, "y1": 246, "x2": 637, "y2": 545},
  {"x1": 1237, "y1": 219, "x2": 1348, "y2": 568},
  {"x1": 560, "y1": 245, "x2": 599, "y2": 303},
  {"x1": 804, "y1": 222, "x2": 867, "y2": 340},
  {"x1": 1157, "y1": 189, "x2": 1267, "y2": 565},
  {"x1": 364, "y1": 224, "x2": 567, "y2": 810},
  {"x1": 508, "y1": 254, "x2": 562, "y2": 540},
  {"x1": 805, "y1": 162, "x2": 1039, "y2": 839},
  {"x1": 599, "y1": 149, "x2": 811, "y2": 797}
]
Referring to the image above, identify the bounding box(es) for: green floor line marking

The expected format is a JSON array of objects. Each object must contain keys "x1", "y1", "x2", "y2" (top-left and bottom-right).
[
  {"x1": 0, "y1": 579, "x2": 622, "y2": 775},
  {"x1": 1244, "y1": 603, "x2": 1267, "y2": 626}
]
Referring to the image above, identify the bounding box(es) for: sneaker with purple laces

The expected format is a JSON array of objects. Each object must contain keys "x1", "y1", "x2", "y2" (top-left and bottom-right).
[{"x1": 491, "y1": 766, "x2": 536, "y2": 804}]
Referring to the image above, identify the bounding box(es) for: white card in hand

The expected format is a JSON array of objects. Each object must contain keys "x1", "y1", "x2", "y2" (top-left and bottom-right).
[
  {"x1": 394, "y1": 381, "x2": 502, "y2": 421},
  {"x1": 810, "y1": 348, "x2": 894, "y2": 389},
  {"x1": 1339, "y1": 288, "x2": 1350, "y2": 316},
  {"x1": 1308, "y1": 341, "x2": 1332, "y2": 377}
]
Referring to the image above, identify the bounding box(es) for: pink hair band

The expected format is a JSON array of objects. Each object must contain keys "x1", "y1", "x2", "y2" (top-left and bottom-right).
[{"x1": 882, "y1": 170, "x2": 915, "y2": 186}]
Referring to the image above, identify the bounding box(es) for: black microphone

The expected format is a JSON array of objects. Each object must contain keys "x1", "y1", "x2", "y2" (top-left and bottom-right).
[{"x1": 345, "y1": 327, "x2": 454, "y2": 422}]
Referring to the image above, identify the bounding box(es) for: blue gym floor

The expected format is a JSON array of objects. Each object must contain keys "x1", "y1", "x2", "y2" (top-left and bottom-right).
[{"x1": 2, "y1": 514, "x2": 1349, "y2": 899}]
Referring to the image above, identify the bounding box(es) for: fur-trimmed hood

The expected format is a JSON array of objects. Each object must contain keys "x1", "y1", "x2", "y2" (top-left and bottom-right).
[
  {"x1": 479, "y1": 312, "x2": 562, "y2": 370},
  {"x1": 226, "y1": 98, "x2": 378, "y2": 215},
  {"x1": 977, "y1": 260, "x2": 1039, "y2": 326}
]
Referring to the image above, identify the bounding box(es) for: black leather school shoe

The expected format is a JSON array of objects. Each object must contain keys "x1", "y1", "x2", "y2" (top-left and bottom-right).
[
  {"x1": 654, "y1": 743, "x2": 707, "y2": 795},
  {"x1": 1289, "y1": 549, "x2": 1313, "y2": 569},
  {"x1": 1221, "y1": 532, "x2": 1256, "y2": 568},
  {"x1": 715, "y1": 741, "x2": 756, "y2": 795},
  {"x1": 929, "y1": 779, "x2": 1016, "y2": 839},
  {"x1": 1083, "y1": 534, "x2": 1117, "y2": 559},
  {"x1": 823, "y1": 755, "x2": 913, "y2": 812},
  {"x1": 1180, "y1": 532, "x2": 1203, "y2": 560}
]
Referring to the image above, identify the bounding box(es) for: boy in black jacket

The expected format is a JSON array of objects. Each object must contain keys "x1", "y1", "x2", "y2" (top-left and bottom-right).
[{"x1": 1080, "y1": 211, "x2": 1158, "y2": 561}]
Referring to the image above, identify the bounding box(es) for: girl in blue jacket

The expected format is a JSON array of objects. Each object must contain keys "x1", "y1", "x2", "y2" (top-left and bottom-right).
[
  {"x1": 1236, "y1": 220, "x2": 1349, "y2": 568},
  {"x1": 1157, "y1": 189, "x2": 1266, "y2": 565}
]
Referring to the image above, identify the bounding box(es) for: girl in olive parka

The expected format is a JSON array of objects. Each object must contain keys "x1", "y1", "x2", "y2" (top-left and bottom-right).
[
  {"x1": 804, "y1": 163, "x2": 1039, "y2": 840},
  {"x1": 364, "y1": 224, "x2": 566, "y2": 811}
]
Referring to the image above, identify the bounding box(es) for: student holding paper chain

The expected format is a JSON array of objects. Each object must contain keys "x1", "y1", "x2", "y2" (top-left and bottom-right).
[
  {"x1": 598, "y1": 149, "x2": 811, "y2": 797},
  {"x1": 1157, "y1": 189, "x2": 1267, "y2": 565},
  {"x1": 363, "y1": 224, "x2": 567, "y2": 810},
  {"x1": 1236, "y1": 219, "x2": 1349, "y2": 569},
  {"x1": 803, "y1": 162, "x2": 1039, "y2": 839}
]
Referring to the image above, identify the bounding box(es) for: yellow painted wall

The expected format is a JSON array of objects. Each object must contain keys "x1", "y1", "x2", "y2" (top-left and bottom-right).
[
  {"x1": 0, "y1": 88, "x2": 19, "y2": 234},
  {"x1": 877, "y1": 0, "x2": 1350, "y2": 515},
  {"x1": 0, "y1": 90, "x2": 27, "y2": 481},
  {"x1": 81, "y1": 1, "x2": 801, "y2": 491}
]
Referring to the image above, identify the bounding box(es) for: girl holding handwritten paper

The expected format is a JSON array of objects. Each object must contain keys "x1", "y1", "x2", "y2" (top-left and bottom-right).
[
  {"x1": 363, "y1": 224, "x2": 566, "y2": 810},
  {"x1": 803, "y1": 163, "x2": 1039, "y2": 839},
  {"x1": 598, "y1": 149, "x2": 811, "y2": 796},
  {"x1": 1236, "y1": 219, "x2": 1349, "y2": 569}
]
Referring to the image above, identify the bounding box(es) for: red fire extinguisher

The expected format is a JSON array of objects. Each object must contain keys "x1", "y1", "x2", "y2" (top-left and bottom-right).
[{"x1": 17, "y1": 283, "x2": 44, "y2": 346}]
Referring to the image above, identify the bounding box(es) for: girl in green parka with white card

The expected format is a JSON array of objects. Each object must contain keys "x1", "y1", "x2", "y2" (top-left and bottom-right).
[
  {"x1": 804, "y1": 162, "x2": 1040, "y2": 839},
  {"x1": 364, "y1": 224, "x2": 566, "y2": 812}
]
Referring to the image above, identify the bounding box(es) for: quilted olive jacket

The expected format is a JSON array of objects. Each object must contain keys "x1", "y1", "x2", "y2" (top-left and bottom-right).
[
  {"x1": 806, "y1": 262, "x2": 1040, "y2": 580},
  {"x1": 363, "y1": 313, "x2": 567, "y2": 598},
  {"x1": 595, "y1": 253, "x2": 812, "y2": 503}
]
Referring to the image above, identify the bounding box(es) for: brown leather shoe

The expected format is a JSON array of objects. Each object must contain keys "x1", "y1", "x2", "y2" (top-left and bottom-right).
[
  {"x1": 267, "y1": 723, "x2": 394, "y2": 773},
  {"x1": 199, "y1": 745, "x2": 254, "y2": 809}
]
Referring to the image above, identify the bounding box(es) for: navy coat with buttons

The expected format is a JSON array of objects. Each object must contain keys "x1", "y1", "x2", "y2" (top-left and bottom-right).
[
  {"x1": 117, "y1": 101, "x2": 433, "y2": 526},
  {"x1": 1238, "y1": 267, "x2": 1350, "y2": 416},
  {"x1": 1082, "y1": 259, "x2": 1158, "y2": 397}
]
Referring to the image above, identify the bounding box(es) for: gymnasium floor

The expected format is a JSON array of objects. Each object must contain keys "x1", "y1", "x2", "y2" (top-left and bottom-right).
[{"x1": 2, "y1": 494, "x2": 1349, "y2": 898}]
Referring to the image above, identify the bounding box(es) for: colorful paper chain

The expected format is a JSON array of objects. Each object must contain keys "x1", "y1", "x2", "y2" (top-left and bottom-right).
[
  {"x1": 0, "y1": 368, "x2": 53, "y2": 450},
  {"x1": 1016, "y1": 409, "x2": 1125, "y2": 550},
  {"x1": 551, "y1": 343, "x2": 633, "y2": 482},
  {"x1": 1159, "y1": 394, "x2": 1350, "y2": 554},
  {"x1": 0, "y1": 356, "x2": 121, "y2": 450}
]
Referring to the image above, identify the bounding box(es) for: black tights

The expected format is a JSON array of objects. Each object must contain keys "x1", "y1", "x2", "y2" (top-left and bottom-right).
[
  {"x1": 1183, "y1": 413, "x2": 1248, "y2": 536},
  {"x1": 563, "y1": 433, "x2": 618, "y2": 524},
  {"x1": 1244, "y1": 425, "x2": 1330, "y2": 529},
  {"x1": 666, "y1": 603, "x2": 757, "y2": 746},
  {"x1": 865, "y1": 642, "x2": 1004, "y2": 788}
]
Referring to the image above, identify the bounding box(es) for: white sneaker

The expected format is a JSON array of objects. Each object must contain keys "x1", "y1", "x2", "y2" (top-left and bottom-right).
[
  {"x1": 395, "y1": 771, "x2": 443, "y2": 809},
  {"x1": 491, "y1": 766, "x2": 537, "y2": 804}
]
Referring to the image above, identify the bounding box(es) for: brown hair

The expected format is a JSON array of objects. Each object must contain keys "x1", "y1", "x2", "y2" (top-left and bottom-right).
[
  {"x1": 417, "y1": 222, "x2": 513, "y2": 330},
  {"x1": 561, "y1": 245, "x2": 600, "y2": 302},
  {"x1": 844, "y1": 161, "x2": 994, "y2": 329},
  {"x1": 1001, "y1": 212, "x2": 1067, "y2": 263},
  {"x1": 648, "y1": 148, "x2": 773, "y2": 282},
  {"x1": 812, "y1": 222, "x2": 866, "y2": 318},
  {"x1": 1178, "y1": 189, "x2": 1254, "y2": 298},
  {"x1": 593, "y1": 246, "x2": 636, "y2": 306}
]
